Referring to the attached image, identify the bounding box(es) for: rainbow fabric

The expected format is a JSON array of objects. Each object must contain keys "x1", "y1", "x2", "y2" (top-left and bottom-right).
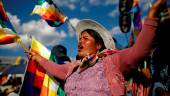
[
  {"x1": 20, "y1": 37, "x2": 59, "y2": 96},
  {"x1": 40, "y1": 74, "x2": 59, "y2": 96},
  {"x1": 0, "y1": 0, "x2": 16, "y2": 33},
  {"x1": 128, "y1": 0, "x2": 142, "y2": 47},
  {"x1": 132, "y1": 0, "x2": 142, "y2": 32},
  {"x1": 78, "y1": 49, "x2": 119, "y2": 73},
  {"x1": 32, "y1": 0, "x2": 67, "y2": 27},
  {"x1": 0, "y1": 0, "x2": 19, "y2": 44},
  {"x1": 126, "y1": 1, "x2": 150, "y2": 96},
  {"x1": 0, "y1": 29, "x2": 19, "y2": 45}
]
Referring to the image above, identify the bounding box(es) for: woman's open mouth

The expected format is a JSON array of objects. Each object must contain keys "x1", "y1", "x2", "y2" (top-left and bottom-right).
[{"x1": 78, "y1": 44, "x2": 83, "y2": 52}]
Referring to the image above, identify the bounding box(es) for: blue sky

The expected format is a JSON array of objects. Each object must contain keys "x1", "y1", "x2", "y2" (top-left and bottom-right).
[{"x1": 0, "y1": 0, "x2": 151, "y2": 59}]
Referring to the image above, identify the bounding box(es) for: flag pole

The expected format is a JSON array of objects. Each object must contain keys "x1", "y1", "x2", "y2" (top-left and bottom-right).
[
  {"x1": 17, "y1": 35, "x2": 31, "y2": 95},
  {"x1": 66, "y1": 18, "x2": 76, "y2": 33},
  {"x1": 148, "y1": 0, "x2": 152, "y2": 8},
  {"x1": 16, "y1": 37, "x2": 29, "y2": 52}
]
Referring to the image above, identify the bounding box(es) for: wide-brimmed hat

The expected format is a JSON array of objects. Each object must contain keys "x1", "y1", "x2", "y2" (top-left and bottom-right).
[{"x1": 75, "y1": 19, "x2": 115, "y2": 49}]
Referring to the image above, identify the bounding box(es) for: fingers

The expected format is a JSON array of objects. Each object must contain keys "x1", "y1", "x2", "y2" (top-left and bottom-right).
[
  {"x1": 29, "y1": 55, "x2": 33, "y2": 60},
  {"x1": 29, "y1": 51, "x2": 36, "y2": 56},
  {"x1": 153, "y1": 0, "x2": 166, "y2": 10},
  {"x1": 25, "y1": 51, "x2": 33, "y2": 60},
  {"x1": 24, "y1": 50, "x2": 37, "y2": 60},
  {"x1": 148, "y1": 0, "x2": 167, "y2": 18},
  {"x1": 24, "y1": 49, "x2": 43, "y2": 63}
]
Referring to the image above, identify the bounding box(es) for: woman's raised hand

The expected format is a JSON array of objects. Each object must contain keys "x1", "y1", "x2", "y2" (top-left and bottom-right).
[
  {"x1": 148, "y1": 0, "x2": 167, "y2": 18},
  {"x1": 25, "y1": 50, "x2": 44, "y2": 63}
]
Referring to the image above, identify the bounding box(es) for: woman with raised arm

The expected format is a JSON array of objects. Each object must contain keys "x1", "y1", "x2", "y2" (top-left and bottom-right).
[{"x1": 27, "y1": 0, "x2": 166, "y2": 95}]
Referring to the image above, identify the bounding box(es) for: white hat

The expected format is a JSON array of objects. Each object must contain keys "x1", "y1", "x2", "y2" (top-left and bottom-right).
[{"x1": 75, "y1": 19, "x2": 115, "y2": 49}]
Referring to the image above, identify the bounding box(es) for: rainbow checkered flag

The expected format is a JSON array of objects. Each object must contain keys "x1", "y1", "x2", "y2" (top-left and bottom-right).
[
  {"x1": 128, "y1": 0, "x2": 142, "y2": 47},
  {"x1": 32, "y1": 0, "x2": 67, "y2": 27},
  {"x1": 0, "y1": 0, "x2": 20, "y2": 44},
  {"x1": 20, "y1": 37, "x2": 65, "y2": 96}
]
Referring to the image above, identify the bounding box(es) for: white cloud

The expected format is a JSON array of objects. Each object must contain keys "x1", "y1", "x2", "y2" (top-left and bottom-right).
[
  {"x1": 89, "y1": 0, "x2": 118, "y2": 6},
  {"x1": 80, "y1": 6, "x2": 88, "y2": 12},
  {"x1": 67, "y1": 18, "x2": 80, "y2": 37},
  {"x1": 60, "y1": 30, "x2": 67, "y2": 38},
  {"x1": 110, "y1": 26, "x2": 122, "y2": 35},
  {"x1": 52, "y1": 0, "x2": 118, "y2": 12},
  {"x1": 0, "y1": 13, "x2": 68, "y2": 50},
  {"x1": 109, "y1": 7, "x2": 119, "y2": 18},
  {"x1": 0, "y1": 43, "x2": 19, "y2": 50},
  {"x1": 69, "y1": 18, "x2": 80, "y2": 28},
  {"x1": 7, "y1": 12, "x2": 21, "y2": 33},
  {"x1": 67, "y1": 3, "x2": 76, "y2": 10},
  {"x1": 21, "y1": 20, "x2": 67, "y2": 46},
  {"x1": 89, "y1": 0, "x2": 101, "y2": 5},
  {"x1": 53, "y1": 0, "x2": 118, "y2": 7},
  {"x1": 53, "y1": 0, "x2": 78, "y2": 10},
  {"x1": 105, "y1": 0, "x2": 118, "y2": 5}
]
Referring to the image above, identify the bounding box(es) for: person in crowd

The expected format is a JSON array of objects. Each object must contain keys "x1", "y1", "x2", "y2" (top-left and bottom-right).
[
  {"x1": 26, "y1": 0, "x2": 166, "y2": 95},
  {"x1": 50, "y1": 44, "x2": 71, "y2": 64},
  {"x1": 150, "y1": 10, "x2": 170, "y2": 96},
  {"x1": 50, "y1": 44, "x2": 71, "y2": 96}
]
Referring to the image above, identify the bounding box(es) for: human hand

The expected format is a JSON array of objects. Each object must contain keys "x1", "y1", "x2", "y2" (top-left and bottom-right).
[
  {"x1": 148, "y1": 0, "x2": 167, "y2": 18},
  {"x1": 141, "y1": 68, "x2": 151, "y2": 80},
  {"x1": 25, "y1": 50, "x2": 44, "y2": 63}
]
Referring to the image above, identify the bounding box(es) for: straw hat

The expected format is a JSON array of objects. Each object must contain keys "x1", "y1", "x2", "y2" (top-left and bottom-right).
[{"x1": 75, "y1": 19, "x2": 115, "y2": 49}]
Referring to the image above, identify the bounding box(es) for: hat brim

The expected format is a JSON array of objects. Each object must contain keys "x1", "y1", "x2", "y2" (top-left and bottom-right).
[{"x1": 75, "y1": 19, "x2": 115, "y2": 49}]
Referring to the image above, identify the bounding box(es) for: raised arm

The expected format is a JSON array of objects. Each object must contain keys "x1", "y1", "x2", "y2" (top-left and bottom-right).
[
  {"x1": 119, "y1": 0, "x2": 166, "y2": 73},
  {"x1": 27, "y1": 51, "x2": 78, "y2": 80}
]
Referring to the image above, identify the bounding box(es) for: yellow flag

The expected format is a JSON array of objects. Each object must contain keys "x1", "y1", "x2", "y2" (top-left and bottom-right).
[{"x1": 31, "y1": 37, "x2": 50, "y2": 59}]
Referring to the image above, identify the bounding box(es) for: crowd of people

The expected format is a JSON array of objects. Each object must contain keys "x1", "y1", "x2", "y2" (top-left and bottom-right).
[
  {"x1": 0, "y1": 0, "x2": 169, "y2": 96},
  {"x1": 0, "y1": 75, "x2": 21, "y2": 96},
  {"x1": 26, "y1": 0, "x2": 170, "y2": 96}
]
